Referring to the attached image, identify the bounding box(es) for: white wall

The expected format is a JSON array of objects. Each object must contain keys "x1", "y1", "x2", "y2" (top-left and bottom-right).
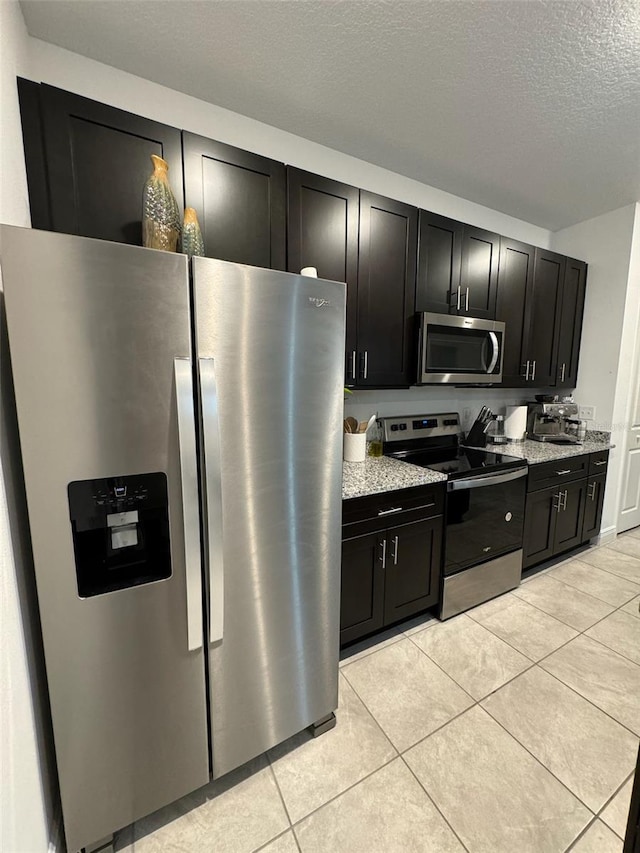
[
  {"x1": 552, "y1": 203, "x2": 639, "y2": 534},
  {"x1": 0, "y1": 5, "x2": 57, "y2": 852},
  {"x1": 27, "y1": 38, "x2": 551, "y2": 249}
]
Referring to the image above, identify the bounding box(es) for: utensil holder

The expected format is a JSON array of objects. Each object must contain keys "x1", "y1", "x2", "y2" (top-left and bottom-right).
[{"x1": 344, "y1": 432, "x2": 366, "y2": 462}]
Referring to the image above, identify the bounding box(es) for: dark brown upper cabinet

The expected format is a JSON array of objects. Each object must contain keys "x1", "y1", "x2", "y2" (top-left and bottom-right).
[
  {"x1": 357, "y1": 192, "x2": 418, "y2": 387},
  {"x1": 526, "y1": 249, "x2": 566, "y2": 386},
  {"x1": 18, "y1": 80, "x2": 183, "y2": 245},
  {"x1": 183, "y1": 133, "x2": 285, "y2": 270},
  {"x1": 495, "y1": 238, "x2": 536, "y2": 387},
  {"x1": 416, "y1": 211, "x2": 462, "y2": 314},
  {"x1": 286, "y1": 168, "x2": 359, "y2": 377},
  {"x1": 416, "y1": 212, "x2": 498, "y2": 319},
  {"x1": 555, "y1": 258, "x2": 587, "y2": 388},
  {"x1": 459, "y1": 226, "x2": 499, "y2": 318}
]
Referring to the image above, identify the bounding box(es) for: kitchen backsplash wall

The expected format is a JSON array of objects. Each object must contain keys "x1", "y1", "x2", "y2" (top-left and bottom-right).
[{"x1": 345, "y1": 387, "x2": 580, "y2": 434}]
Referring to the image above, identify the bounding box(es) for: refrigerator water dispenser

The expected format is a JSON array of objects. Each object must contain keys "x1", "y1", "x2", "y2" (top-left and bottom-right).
[{"x1": 68, "y1": 472, "x2": 171, "y2": 597}]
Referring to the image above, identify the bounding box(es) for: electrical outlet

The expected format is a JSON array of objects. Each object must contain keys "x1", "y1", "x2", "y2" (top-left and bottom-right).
[{"x1": 579, "y1": 405, "x2": 596, "y2": 420}]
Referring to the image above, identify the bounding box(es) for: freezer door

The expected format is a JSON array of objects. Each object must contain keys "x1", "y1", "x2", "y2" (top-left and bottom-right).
[
  {"x1": 192, "y1": 257, "x2": 346, "y2": 778},
  {"x1": 1, "y1": 228, "x2": 209, "y2": 852}
]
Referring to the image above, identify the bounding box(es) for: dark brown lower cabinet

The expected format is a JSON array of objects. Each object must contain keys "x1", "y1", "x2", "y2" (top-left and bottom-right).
[
  {"x1": 554, "y1": 480, "x2": 587, "y2": 552},
  {"x1": 340, "y1": 486, "x2": 444, "y2": 646},
  {"x1": 340, "y1": 532, "x2": 385, "y2": 645},
  {"x1": 383, "y1": 517, "x2": 442, "y2": 624},
  {"x1": 582, "y1": 474, "x2": 607, "y2": 543},
  {"x1": 523, "y1": 482, "x2": 585, "y2": 570},
  {"x1": 523, "y1": 486, "x2": 558, "y2": 569},
  {"x1": 524, "y1": 453, "x2": 607, "y2": 569}
]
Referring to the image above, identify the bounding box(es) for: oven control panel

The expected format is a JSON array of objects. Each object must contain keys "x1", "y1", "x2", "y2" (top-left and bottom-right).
[{"x1": 380, "y1": 413, "x2": 461, "y2": 443}]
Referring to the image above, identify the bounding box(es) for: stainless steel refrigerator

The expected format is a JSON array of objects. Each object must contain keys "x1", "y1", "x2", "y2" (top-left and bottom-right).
[{"x1": 1, "y1": 226, "x2": 346, "y2": 853}]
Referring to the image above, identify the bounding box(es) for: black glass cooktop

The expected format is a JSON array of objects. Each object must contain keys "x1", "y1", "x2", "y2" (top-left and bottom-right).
[{"x1": 387, "y1": 446, "x2": 526, "y2": 479}]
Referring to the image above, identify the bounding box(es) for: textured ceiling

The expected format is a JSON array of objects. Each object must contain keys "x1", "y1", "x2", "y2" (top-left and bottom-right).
[{"x1": 19, "y1": 0, "x2": 640, "y2": 230}]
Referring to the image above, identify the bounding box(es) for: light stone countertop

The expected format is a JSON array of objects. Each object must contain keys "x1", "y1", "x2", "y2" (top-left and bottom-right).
[
  {"x1": 342, "y1": 433, "x2": 612, "y2": 500},
  {"x1": 342, "y1": 455, "x2": 447, "y2": 501},
  {"x1": 465, "y1": 433, "x2": 613, "y2": 465}
]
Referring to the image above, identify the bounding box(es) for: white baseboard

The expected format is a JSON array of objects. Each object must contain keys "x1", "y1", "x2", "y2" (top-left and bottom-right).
[
  {"x1": 596, "y1": 525, "x2": 617, "y2": 545},
  {"x1": 48, "y1": 807, "x2": 63, "y2": 853}
]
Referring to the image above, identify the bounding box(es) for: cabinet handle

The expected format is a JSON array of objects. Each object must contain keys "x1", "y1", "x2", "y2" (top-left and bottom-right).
[
  {"x1": 465, "y1": 287, "x2": 469, "y2": 312},
  {"x1": 377, "y1": 506, "x2": 404, "y2": 516},
  {"x1": 531, "y1": 360, "x2": 536, "y2": 382},
  {"x1": 351, "y1": 351, "x2": 357, "y2": 380},
  {"x1": 561, "y1": 490, "x2": 568, "y2": 511},
  {"x1": 588, "y1": 482, "x2": 597, "y2": 501},
  {"x1": 456, "y1": 286, "x2": 461, "y2": 311},
  {"x1": 593, "y1": 460, "x2": 607, "y2": 467},
  {"x1": 556, "y1": 469, "x2": 571, "y2": 476},
  {"x1": 363, "y1": 350, "x2": 368, "y2": 380},
  {"x1": 553, "y1": 493, "x2": 561, "y2": 513},
  {"x1": 560, "y1": 362, "x2": 566, "y2": 382},
  {"x1": 391, "y1": 535, "x2": 399, "y2": 566},
  {"x1": 522, "y1": 360, "x2": 530, "y2": 381},
  {"x1": 379, "y1": 538, "x2": 387, "y2": 569}
]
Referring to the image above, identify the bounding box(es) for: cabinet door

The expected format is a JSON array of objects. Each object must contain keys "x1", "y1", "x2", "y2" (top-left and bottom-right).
[
  {"x1": 357, "y1": 192, "x2": 418, "y2": 387},
  {"x1": 26, "y1": 83, "x2": 184, "y2": 245},
  {"x1": 416, "y1": 211, "x2": 462, "y2": 314},
  {"x1": 183, "y1": 132, "x2": 285, "y2": 269},
  {"x1": 383, "y1": 517, "x2": 442, "y2": 624},
  {"x1": 554, "y1": 480, "x2": 587, "y2": 553},
  {"x1": 526, "y1": 249, "x2": 566, "y2": 386},
  {"x1": 287, "y1": 169, "x2": 359, "y2": 381},
  {"x1": 459, "y1": 226, "x2": 499, "y2": 318},
  {"x1": 340, "y1": 532, "x2": 385, "y2": 645},
  {"x1": 495, "y1": 238, "x2": 535, "y2": 386},
  {"x1": 523, "y1": 486, "x2": 558, "y2": 569},
  {"x1": 582, "y1": 474, "x2": 606, "y2": 543},
  {"x1": 555, "y1": 258, "x2": 587, "y2": 388}
]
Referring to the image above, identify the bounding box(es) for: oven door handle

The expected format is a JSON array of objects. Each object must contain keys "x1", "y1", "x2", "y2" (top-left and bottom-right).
[
  {"x1": 448, "y1": 467, "x2": 528, "y2": 491},
  {"x1": 486, "y1": 332, "x2": 500, "y2": 375}
]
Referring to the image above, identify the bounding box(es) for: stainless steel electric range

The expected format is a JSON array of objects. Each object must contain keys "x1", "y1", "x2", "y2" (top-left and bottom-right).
[{"x1": 380, "y1": 412, "x2": 528, "y2": 619}]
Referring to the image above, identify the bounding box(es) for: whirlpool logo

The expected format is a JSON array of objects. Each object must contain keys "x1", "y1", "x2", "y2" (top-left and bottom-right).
[{"x1": 308, "y1": 296, "x2": 331, "y2": 308}]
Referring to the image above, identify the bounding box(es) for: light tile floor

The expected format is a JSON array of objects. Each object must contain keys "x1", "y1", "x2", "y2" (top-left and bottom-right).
[{"x1": 116, "y1": 530, "x2": 640, "y2": 853}]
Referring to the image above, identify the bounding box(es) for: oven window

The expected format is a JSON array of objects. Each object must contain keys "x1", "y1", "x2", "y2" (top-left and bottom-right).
[
  {"x1": 426, "y1": 326, "x2": 491, "y2": 373},
  {"x1": 444, "y1": 477, "x2": 525, "y2": 575}
]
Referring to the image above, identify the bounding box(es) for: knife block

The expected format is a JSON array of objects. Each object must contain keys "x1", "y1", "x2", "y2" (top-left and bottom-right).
[{"x1": 466, "y1": 420, "x2": 489, "y2": 448}]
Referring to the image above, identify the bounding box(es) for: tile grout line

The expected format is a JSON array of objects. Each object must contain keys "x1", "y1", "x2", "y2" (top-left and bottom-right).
[
  {"x1": 540, "y1": 562, "x2": 640, "y2": 608},
  {"x1": 252, "y1": 827, "x2": 298, "y2": 853},
  {"x1": 594, "y1": 768, "x2": 636, "y2": 841},
  {"x1": 398, "y1": 753, "x2": 471, "y2": 853},
  {"x1": 287, "y1": 755, "x2": 399, "y2": 832},
  {"x1": 337, "y1": 671, "x2": 402, "y2": 757},
  {"x1": 266, "y1": 754, "x2": 295, "y2": 830},
  {"x1": 405, "y1": 617, "x2": 538, "y2": 699}
]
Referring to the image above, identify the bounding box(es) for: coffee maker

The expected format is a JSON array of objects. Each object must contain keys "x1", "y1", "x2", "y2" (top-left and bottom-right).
[{"x1": 527, "y1": 401, "x2": 582, "y2": 444}]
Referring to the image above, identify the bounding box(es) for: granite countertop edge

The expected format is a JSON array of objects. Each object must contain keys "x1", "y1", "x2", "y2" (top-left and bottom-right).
[
  {"x1": 342, "y1": 456, "x2": 447, "y2": 501},
  {"x1": 342, "y1": 432, "x2": 613, "y2": 500},
  {"x1": 464, "y1": 433, "x2": 614, "y2": 465}
]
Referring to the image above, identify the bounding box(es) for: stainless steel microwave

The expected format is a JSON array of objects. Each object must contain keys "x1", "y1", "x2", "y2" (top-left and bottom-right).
[{"x1": 417, "y1": 313, "x2": 505, "y2": 384}]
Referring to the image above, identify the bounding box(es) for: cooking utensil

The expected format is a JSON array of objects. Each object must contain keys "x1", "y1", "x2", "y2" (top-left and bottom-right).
[
  {"x1": 358, "y1": 414, "x2": 377, "y2": 434},
  {"x1": 344, "y1": 416, "x2": 358, "y2": 434}
]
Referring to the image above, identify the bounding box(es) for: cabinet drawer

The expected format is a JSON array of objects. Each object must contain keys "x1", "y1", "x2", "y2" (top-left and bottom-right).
[
  {"x1": 589, "y1": 450, "x2": 609, "y2": 476},
  {"x1": 527, "y1": 455, "x2": 589, "y2": 492},
  {"x1": 342, "y1": 484, "x2": 444, "y2": 539}
]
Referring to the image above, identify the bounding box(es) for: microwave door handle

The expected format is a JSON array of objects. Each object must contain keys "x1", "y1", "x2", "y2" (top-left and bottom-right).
[
  {"x1": 487, "y1": 332, "x2": 499, "y2": 374},
  {"x1": 199, "y1": 357, "x2": 224, "y2": 644},
  {"x1": 174, "y1": 358, "x2": 204, "y2": 652}
]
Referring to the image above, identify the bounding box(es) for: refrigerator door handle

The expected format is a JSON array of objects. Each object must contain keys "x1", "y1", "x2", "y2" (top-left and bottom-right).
[
  {"x1": 174, "y1": 358, "x2": 204, "y2": 652},
  {"x1": 199, "y1": 357, "x2": 225, "y2": 644}
]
